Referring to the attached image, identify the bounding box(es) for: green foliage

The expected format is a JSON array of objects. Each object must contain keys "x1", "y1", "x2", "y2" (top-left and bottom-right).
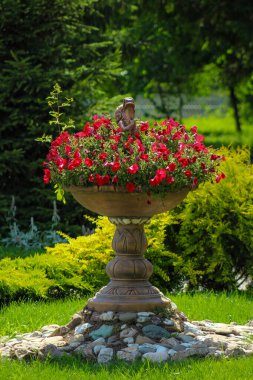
[
  {"x1": 166, "y1": 147, "x2": 253, "y2": 290},
  {"x1": 0, "y1": 0, "x2": 122, "y2": 238},
  {"x1": 0, "y1": 214, "x2": 179, "y2": 305}
]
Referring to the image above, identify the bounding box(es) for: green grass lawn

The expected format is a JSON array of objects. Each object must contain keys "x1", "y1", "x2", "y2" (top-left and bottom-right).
[
  {"x1": 183, "y1": 114, "x2": 253, "y2": 149},
  {"x1": 0, "y1": 292, "x2": 253, "y2": 380}
]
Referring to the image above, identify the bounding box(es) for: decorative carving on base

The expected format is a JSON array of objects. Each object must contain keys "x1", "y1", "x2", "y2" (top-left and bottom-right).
[{"x1": 87, "y1": 217, "x2": 171, "y2": 312}]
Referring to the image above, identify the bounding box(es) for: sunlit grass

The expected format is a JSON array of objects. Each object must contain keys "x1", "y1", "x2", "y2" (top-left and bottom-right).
[
  {"x1": 0, "y1": 293, "x2": 252, "y2": 379},
  {"x1": 183, "y1": 114, "x2": 253, "y2": 149}
]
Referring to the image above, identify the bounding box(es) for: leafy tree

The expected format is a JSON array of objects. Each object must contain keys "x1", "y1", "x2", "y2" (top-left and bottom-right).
[
  {"x1": 0, "y1": 0, "x2": 121, "y2": 237},
  {"x1": 170, "y1": 0, "x2": 253, "y2": 132}
]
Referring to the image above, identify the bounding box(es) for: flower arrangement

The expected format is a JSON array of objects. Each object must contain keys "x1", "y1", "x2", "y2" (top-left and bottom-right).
[{"x1": 42, "y1": 86, "x2": 225, "y2": 197}]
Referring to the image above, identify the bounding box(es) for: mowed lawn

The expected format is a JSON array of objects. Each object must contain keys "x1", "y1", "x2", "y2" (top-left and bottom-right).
[{"x1": 0, "y1": 292, "x2": 253, "y2": 380}]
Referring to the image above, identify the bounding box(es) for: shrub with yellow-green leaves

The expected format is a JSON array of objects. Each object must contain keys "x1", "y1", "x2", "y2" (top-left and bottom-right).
[
  {"x1": 0, "y1": 215, "x2": 178, "y2": 305},
  {"x1": 166, "y1": 147, "x2": 253, "y2": 291}
]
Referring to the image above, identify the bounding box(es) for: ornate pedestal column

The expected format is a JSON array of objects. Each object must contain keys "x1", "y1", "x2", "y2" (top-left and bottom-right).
[{"x1": 88, "y1": 217, "x2": 170, "y2": 312}]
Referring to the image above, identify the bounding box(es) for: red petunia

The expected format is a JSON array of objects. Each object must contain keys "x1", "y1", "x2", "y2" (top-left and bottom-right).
[
  {"x1": 172, "y1": 131, "x2": 182, "y2": 141},
  {"x1": 95, "y1": 174, "x2": 110, "y2": 186},
  {"x1": 166, "y1": 175, "x2": 175, "y2": 184},
  {"x1": 112, "y1": 175, "x2": 119, "y2": 184},
  {"x1": 43, "y1": 169, "x2": 51, "y2": 184},
  {"x1": 99, "y1": 152, "x2": 108, "y2": 161},
  {"x1": 126, "y1": 182, "x2": 136, "y2": 192},
  {"x1": 178, "y1": 157, "x2": 189, "y2": 168},
  {"x1": 166, "y1": 162, "x2": 176, "y2": 172},
  {"x1": 216, "y1": 172, "x2": 226, "y2": 183},
  {"x1": 68, "y1": 157, "x2": 82, "y2": 170},
  {"x1": 184, "y1": 170, "x2": 192, "y2": 177},
  {"x1": 111, "y1": 162, "x2": 121, "y2": 172},
  {"x1": 140, "y1": 153, "x2": 149, "y2": 161},
  {"x1": 84, "y1": 158, "x2": 93, "y2": 167},
  {"x1": 140, "y1": 121, "x2": 149, "y2": 132},
  {"x1": 127, "y1": 164, "x2": 139, "y2": 174},
  {"x1": 156, "y1": 169, "x2": 167, "y2": 180},
  {"x1": 190, "y1": 126, "x2": 197, "y2": 134}
]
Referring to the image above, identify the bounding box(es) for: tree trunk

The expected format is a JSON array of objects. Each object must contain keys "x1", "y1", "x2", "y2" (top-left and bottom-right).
[
  {"x1": 229, "y1": 86, "x2": 242, "y2": 133},
  {"x1": 178, "y1": 94, "x2": 184, "y2": 124}
]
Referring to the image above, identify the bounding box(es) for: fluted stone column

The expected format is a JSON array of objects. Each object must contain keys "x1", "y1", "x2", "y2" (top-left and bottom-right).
[{"x1": 88, "y1": 217, "x2": 170, "y2": 312}]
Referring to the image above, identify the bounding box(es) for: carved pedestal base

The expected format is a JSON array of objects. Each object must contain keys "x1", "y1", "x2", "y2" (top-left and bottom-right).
[{"x1": 88, "y1": 217, "x2": 171, "y2": 312}]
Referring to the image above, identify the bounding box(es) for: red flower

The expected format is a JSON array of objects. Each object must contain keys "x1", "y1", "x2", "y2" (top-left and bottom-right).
[
  {"x1": 127, "y1": 164, "x2": 139, "y2": 174},
  {"x1": 68, "y1": 157, "x2": 82, "y2": 170},
  {"x1": 65, "y1": 145, "x2": 71, "y2": 156},
  {"x1": 56, "y1": 157, "x2": 67, "y2": 172},
  {"x1": 210, "y1": 154, "x2": 219, "y2": 160},
  {"x1": 149, "y1": 177, "x2": 159, "y2": 186},
  {"x1": 195, "y1": 134, "x2": 204, "y2": 143},
  {"x1": 140, "y1": 153, "x2": 149, "y2": 161},
  {"x1": 166, "y1": 162, "x2": 176, "y2": 172},
  {"x1": 84, "y1": 158, "x2": 93, "y2": 167},
  {"x1": 95, "y1": 174, "x2": 110, "y2": 186},
  {"x1": 52, "y1": 131, "x2": 70, "y2": 147},
  {"x1": 192, "y1": 178, "x2": 198, "y2": 187},
  {"x1": 111, "y1": 162, "x2": 121, "y2": 172},
  {"x1": 166, "y1": 175, "x2": 175, "y2": 184},
  {"x1": 172, "y1": 131, "x2": 182, "y2": 141},
  {"x1": 43, "y1": 169, "x2": 51, "y2": 184},
  {"x1": 126, "y1": 182, "x2": 136, "y2": 192},
  {"x1": 112, "y1": 175, "x2": 119, "y2": 184},
  {"x1": 99, "y1": 152, "x2": 108, "y2": 161},
  {"x1": 178, "y1": 157, "x2": 189, "y2": 168},
  {"x1": 140, "y1": 122, "x2": 149, "y2": 132},
  {"x1": 184, "y1": 170, "x2": 192, "y2": 177},
  {"x1": 156, "y1": 168, "x2": 167, "y2": 180},
  {"x1": 190, "y1": 126, "x2": 197, "y2": 134},
  {"x1": 216, "y1": 172, "x2": 226, "y2": 183}
]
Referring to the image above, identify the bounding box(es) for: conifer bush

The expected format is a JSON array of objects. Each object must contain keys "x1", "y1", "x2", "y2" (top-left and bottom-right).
[{"x1": 166, "y1": 147, "x2": 253, "y2": 290}]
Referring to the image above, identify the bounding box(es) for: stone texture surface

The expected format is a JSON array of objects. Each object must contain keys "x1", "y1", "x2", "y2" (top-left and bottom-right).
[{"x1": 1, "y1": 302, "x2": 253, "y2": 364}]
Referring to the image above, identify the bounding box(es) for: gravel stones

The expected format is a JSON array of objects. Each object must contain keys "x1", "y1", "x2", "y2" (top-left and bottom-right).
[
  {"x1": 97, "y1": 347, "x2": 113, "y2": 364},
  {"x1": 1, "y1": 304, "x2": 253, "y2": 365},
  {"x1": 89, "y1": 325, "x2": 114, "y2": 340},
  {"x1": 142, "y1": 325, "x2": 171, "y2": 339}
]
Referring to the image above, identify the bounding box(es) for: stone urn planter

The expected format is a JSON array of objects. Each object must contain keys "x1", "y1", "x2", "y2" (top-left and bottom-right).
[{"x1": 65, "y1": 185, "x2": 189, "y2": 312}]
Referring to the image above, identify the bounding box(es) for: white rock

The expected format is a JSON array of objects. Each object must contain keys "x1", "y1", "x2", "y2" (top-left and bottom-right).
[
  {"x1": 183, "y1": 322, "x2": 203, "y2": 336},
  {"x1": 142, "y1": 351, "x2": 168, "y2": 363},
  {"x1": 168, "y1": 349, "x2": 177, "y2": 356},
  {"x1": 97, "y1": 347, "x2": 113, "y2": 364},
  {"x1": 99, "y1": 311, "x2": 114, "y2": 321},
  {"x1": 121, "y1": 324, "x2": 127, "y2": 330},
  {"x1": 74, "y1": 323, "x2": 92, "y2": 335},
  {"x1": 93, "y1": 345, "x2": 106, "y2": 355}
]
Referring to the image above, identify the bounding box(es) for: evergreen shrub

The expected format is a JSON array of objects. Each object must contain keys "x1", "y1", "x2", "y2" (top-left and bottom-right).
[{"x1": 166, "y1": 147, "x2": 253, "y2": 290}]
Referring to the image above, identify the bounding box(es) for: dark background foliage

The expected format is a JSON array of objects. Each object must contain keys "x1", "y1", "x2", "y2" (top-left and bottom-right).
[{"x1": 0, "y1": 0, "x2": 252, "y2": 244}]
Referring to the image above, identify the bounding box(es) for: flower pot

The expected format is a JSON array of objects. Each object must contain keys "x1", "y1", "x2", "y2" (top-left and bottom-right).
[{"x1": 65, "y1": 186, "x2": 189, "y2": 311}]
